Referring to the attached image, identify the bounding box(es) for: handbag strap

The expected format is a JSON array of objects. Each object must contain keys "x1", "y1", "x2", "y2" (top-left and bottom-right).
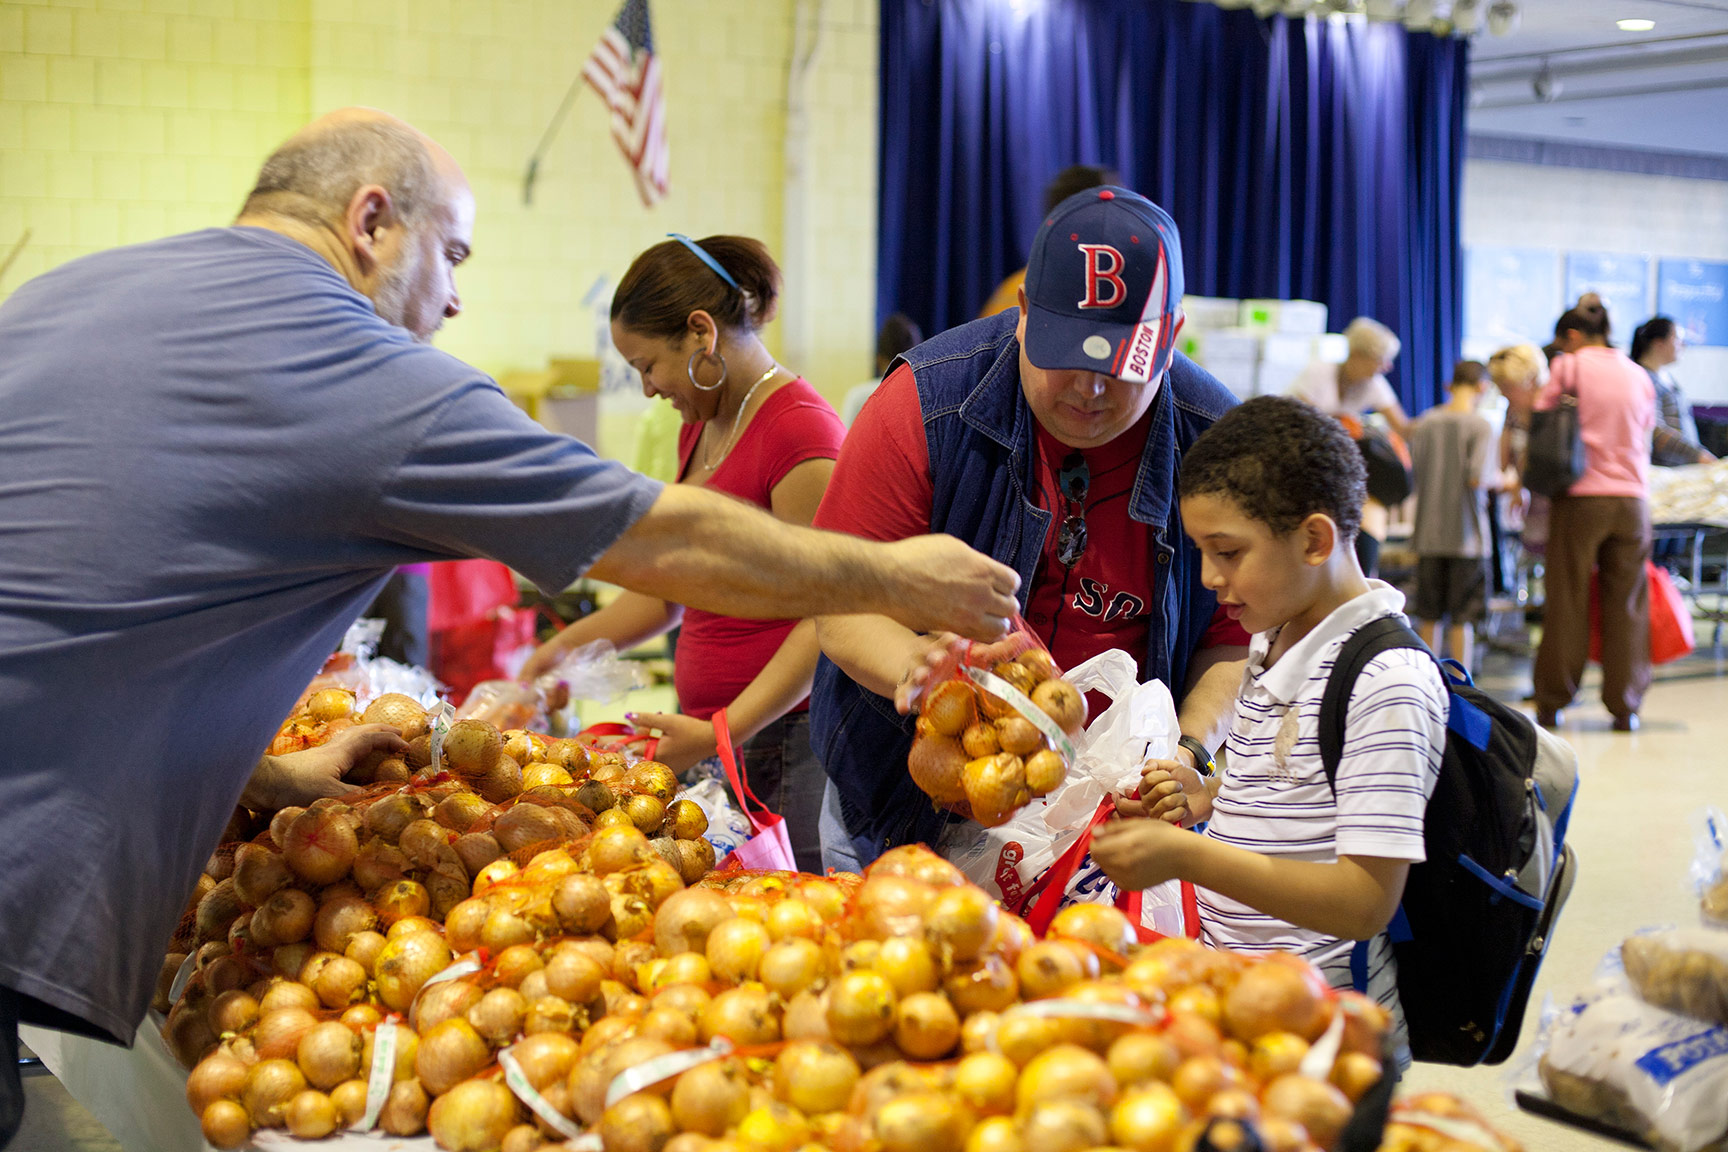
[
  {"x1": 1022, "y1": 797, "x2": 1115, "y2": 932},
  {"x1": 713, "y1": 709, "x2": 777, "y2": 835}
]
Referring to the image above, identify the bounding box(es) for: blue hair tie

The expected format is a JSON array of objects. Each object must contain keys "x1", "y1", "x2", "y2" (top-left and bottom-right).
[{"x1": 667, "y1": 233, "x2": 740, "y2": 292}]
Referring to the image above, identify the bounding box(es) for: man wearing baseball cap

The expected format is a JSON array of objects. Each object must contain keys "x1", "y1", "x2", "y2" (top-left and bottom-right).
[{"x1": 809, "y1": 186, "x2": 1251, "y2": 870}]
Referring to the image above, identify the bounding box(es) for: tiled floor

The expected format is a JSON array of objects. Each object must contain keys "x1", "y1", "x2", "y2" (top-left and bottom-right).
[{"x1": 11, "y1": 643, "x2": 1726, "y2": 1152}]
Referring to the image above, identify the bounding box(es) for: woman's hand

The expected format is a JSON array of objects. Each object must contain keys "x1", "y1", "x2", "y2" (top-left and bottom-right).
[
  {"x1": 628, "y1": 711, "x2": 718, "y2": 773},
  {"x1": 518, "y1": 638, "x2": 566, "y2": 683}
]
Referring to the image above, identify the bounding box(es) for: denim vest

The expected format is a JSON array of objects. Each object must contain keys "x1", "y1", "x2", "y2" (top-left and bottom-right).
[{"x1": 809, "y1": 310, "x2": 1238, "y2": 862}]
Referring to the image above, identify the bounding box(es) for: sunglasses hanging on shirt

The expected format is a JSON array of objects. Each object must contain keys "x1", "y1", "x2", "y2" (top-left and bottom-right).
[{"x1": 1055, "y1": 450, "x2": 1090, "y2": 568}]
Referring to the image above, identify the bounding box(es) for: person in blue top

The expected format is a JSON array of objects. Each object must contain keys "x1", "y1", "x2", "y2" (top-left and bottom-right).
[{"x1": 0, "y1": 108, "x2": 1020, "y2": 1147}]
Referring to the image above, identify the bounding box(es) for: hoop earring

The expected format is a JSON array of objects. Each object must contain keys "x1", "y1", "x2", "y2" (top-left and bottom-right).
[{"x1": 688, "y1": 348, "x2": 728, "y2": 393}]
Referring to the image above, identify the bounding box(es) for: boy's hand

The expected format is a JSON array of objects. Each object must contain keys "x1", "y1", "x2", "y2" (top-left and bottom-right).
[
  {"x1": 1138, "y1": 767, "x2": 1191, "y2": 826},
  {"x1": 1090, "y1": 817, "x2": 1191, "y2": 891}
]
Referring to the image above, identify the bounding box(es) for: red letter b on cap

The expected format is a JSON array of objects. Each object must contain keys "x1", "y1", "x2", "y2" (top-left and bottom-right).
[{"x1": 1078, "y1": 244, "x2": 1126, "y2": 309}]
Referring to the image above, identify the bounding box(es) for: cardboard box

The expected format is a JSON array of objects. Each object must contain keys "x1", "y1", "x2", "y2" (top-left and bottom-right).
[
  {"x1": 1238, "y1": 298, "x2": 1328, "y2": 336},
  {"x1": 1181, "y1": 327, "x2": 1261, "y2": 368},
  {"x1": 1179, "y1": 295, "x2": 1241, "y2": 330}
]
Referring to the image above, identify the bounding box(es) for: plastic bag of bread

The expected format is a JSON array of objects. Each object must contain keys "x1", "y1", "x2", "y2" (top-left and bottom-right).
[
  {"x1": 1539, "y1": 992, "x2": 1728, "y2": 1151},
  {"x1": 1691, "y1": 807, "x2": 1728, "y2": 928},
  {"x1": 1624, "y1": 928, "x2": 1728, "y2": 1025}
]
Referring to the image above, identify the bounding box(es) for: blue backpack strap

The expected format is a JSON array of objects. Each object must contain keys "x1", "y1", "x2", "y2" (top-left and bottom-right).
[
  {"x1": 1349, "y1": 940, "x2": 1370, "y2": 994},
  {"x1": 1316, "y1": 615, "x2": 1431, "y2": 790}
]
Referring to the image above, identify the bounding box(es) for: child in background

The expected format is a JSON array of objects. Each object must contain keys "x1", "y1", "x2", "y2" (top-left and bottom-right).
[
  {"x1": 1408, "y1": 361, "x2": 1498, "y2": 670},
  {"x1": 1091, "y1": 395, "x2": 1447, "y2": 1057}
]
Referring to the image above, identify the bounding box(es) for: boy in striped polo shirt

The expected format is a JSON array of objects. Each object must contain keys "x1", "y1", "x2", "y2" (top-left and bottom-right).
[{"x1": 1092, "y1": 395, "x2": 1447, "y2": 1054}]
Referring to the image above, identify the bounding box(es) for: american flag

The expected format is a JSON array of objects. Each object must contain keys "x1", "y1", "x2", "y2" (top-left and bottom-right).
[{"x1": 582, "y1": 0, "x2": 668, "y2": 206}]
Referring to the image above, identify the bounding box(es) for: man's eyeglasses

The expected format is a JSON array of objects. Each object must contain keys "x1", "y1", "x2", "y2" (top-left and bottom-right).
[{"x1": 1056, "y1": 451, "x2": 1090, "y2": 568}]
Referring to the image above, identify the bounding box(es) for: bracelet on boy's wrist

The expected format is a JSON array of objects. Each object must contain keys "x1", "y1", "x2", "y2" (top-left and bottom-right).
[{"x1": 1177, "y1": 735, "x2": 1216, "y2": 778}]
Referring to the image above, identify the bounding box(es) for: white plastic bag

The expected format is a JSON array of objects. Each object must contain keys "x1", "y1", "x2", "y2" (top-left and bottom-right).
[
  {"x1": 456, "y1": 640, "x2": 646, "y2": 730},
  {"x1": 940, "y1": 648, "x2": 1182, "y2": 927}
]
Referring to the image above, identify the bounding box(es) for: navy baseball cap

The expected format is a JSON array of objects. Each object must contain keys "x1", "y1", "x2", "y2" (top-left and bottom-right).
[{"x1": 1022, "y1": 186, "x2": 1185, "y2": 385}]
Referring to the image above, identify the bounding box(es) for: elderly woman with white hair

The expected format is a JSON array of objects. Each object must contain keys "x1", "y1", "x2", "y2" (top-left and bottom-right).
[{"x1": 1287, "y1": 316, "x2": 1413, "y2": 574}]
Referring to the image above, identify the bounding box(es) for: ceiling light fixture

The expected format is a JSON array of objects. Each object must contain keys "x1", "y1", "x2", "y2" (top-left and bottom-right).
[
  {"x1": 1532, "y1": 59, "x2": 1562, "y2": 102},
  {"x1": 1452, "y1": 0, "x2": 1482, "y2": 34},
  {"x1": 1486, "y1": 0, "x2": 1520, "y2": 36},
  {"x1": 1365, "y1": 0, "x2": 1401, "y2": 19},
  {"x1": 1617, "y1": 18, "x2": 1655, "y2": 32},
  {"x1": 1403, "y1": 0, "x2": 1436, "y2": 31}
]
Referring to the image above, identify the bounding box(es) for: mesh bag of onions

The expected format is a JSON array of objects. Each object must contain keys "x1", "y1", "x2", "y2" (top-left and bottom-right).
[
  {"x1": 173, "y1": 833, "x2": 1432, "y2": 1152},
  {"x1": 910, "y1": 626, "x2": 1086, "y2": 828}
]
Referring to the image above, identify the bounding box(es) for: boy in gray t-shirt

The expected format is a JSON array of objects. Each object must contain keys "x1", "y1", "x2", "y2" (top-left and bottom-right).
[{"x1": 1408, "y1": 361, "x2": 1499, "y2": 668}]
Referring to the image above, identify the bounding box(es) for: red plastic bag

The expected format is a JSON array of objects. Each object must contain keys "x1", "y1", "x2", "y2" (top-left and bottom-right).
[
  {"x1": 1589, "y1": 561, "x2": 1695, "y2": 666},
  {"x1": 1020, "y1": 796, "x2": 1200, "y2": 943},
  {"x1": 712, "y1": 709, "x2": 796, "y2": 873}
]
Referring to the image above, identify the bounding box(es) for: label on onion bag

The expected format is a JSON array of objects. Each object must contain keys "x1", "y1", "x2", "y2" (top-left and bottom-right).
[
  {"x1": 605, "y1": 1038, "x2": 734, "y2": 1108},
  {"x1": 166, "y1": 952, "x2": 198, "y2": 1009},
  {"x1": 356, "y1": 1019, "x2": 397, "y2": 1131},
  {"x1": 500, "y1": 1047, "x2": 584, "y2": 1140},
  {"x1": 966, "y1": 666, "x2": 1079, "y2": 763},
  {"x1": 1005, "y1": 998, "x2": 1161, "y2": 1027},
  {"x1": 409, "y1": 954, "x2": 484, "y2": 1016},
  {"x1": 1298, "y1": 1006, "x2": 1346, "y2": 1082},
  {"x1": 428, "y1": 702, "x2": 456, "y2": 772}
]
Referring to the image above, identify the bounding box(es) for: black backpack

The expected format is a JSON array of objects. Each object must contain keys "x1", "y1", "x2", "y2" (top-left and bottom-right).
[{"x1": 1318, "y1": 616, "x2": 1578, "y2": 1066}]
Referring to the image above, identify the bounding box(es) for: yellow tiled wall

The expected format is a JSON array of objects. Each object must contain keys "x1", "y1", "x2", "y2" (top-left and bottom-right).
[{"x1": 1, "y1": 0, "x2": 878, "y2": 411}]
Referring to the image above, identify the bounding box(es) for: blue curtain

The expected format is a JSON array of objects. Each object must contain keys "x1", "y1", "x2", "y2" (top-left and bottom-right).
[{"x1": 877, "y1": 0, "x2": 1469, "y2": 413}]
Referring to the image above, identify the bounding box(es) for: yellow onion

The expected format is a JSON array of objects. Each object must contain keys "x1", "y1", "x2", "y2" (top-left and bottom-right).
[
  {"x1": 875, "y1": 936, "x2": 940, "y2": 998},
  {"x1": 329, "y1": 1079, "x2": 368, "y2": 1127},
  {"x1": 545, "y1": 949, "x2": 605, "y2": 1005},
  {"x1": 1016, "y1": 940, "x2": 1097, "y2": 1001},
  {"x1": 413, "y1": 979, "x2": 484, "y2": 1033},
  {"x1": 510, "y1": 1032, "x2": 581, "y2": 1090},
  {"x1": 493, "y1": 943, "x2": 545, "y2": 989},
  {"x1": 352, "y1": 839, "x2": 412, "y2": 893},
  {"x1": 207, "y1": 990, "x2": 260, "y2": 1037},
  {"x1": 241, "y1": 1057, "x2": 306, "y2": 1127},
  {"x1": 600, "y1": 1093, "x2": 675, "y2": 1152},
  {"x1": 345, "y1": 929, "x2": 388, "y2": 974},
  {"x1": 944, "y1": 955, "x2": 1019, "y2": 1016},
  {"x1": 296, "y1": 1020, "x2": 361, "y2": 1090},
  {"x1": 310, "y1": 955, "x2": 368, "y2": 1009},
  {"x1": 1109, "y1": 1031, "x2": 1181, "y2": 1088},
  {"x1": 281, "y1": 805, "x2": 359, "y2": 886},
  {"x1": 186, "y1": 1051, "x2": 249, "y2": 1115},
  {"x1": 379, "y1": 1078, "x2": 430, "y2": 1136},
  {"x1": 1016, "y1": 1044, "x2": 1117, "y2": 1114},
  {"x1": 553, "y1": 873, "x2": 612, "y2": 934},
  {"x1": 783, "y1": 989, "x2": 831, "y2": 1042},
  {"x1": 375, "y1": 879, "x2": 432, "y2": 927},
  {"x1": 313, "y1": 894, "x2": 378, "y2": 955},
  {"x1": 925, "y1": 885, "x2": 999, "y2": 963},
  {"x1": 893, "y1": 992, "x2": 961, "y2": 1060},
  {"x1": 1048, "y1": 904, "x2": 1135, "y2": 957},
  {"x1": 469, "y1": 987, "x2": 528, "y2": 1045},
  {"x1": 375, "y1": 930, "x2": 452, "y2": 1011},
  {"x1": 854, "y1": 875, "x2": 938, "y2": 940},
  {"x1": 201, "y1": 1098, "x2": 251, "y2": 1149},
  {"x1": 965, "y1": 1116, "x2": 1023, "y2": 1152},
  {"x1": 700, "y1": 985, "x2": 781, "y2": 1046},
  {"x1": 286, "y1": 1089, "x2": 339, "y2": 1139},
  {"x1": 416, "y1": 1018, "x2": 492, "y2": 1096},
  {"x1": 639, "y1": 1006, "x2": 698, "y2": 1048},
  {"x1": 826, "y1": 970, "x2": 897, "y2": 1047},
  {"x1": 340, "y1": 1004, "x2": 383, "y2": 1031},
  {"x1": 874, "y1": 1092, "x2": 967, "y2": 1152},
  {"x1": 252, "y1": 1007, "x2": 318, "y2": 1061},
  {"x1": 231, "y1": 843, "x2": 292, "y2": 907},
  {"x1": 757, "y1": 938, "x2": 827, "y2": 1000},
  {"x1": 444, "y1": 898, "x2": 491, "y2": 954},
  {"x1": 670, "y1": 1055, "x2": 751, "y2": 1136},
  {"x1": 773, "y1": 1040, "x2": 860, "y2": 1116},
  {"x1": 429, "y1": 1080, "x2": 521, "y2": 1152},
  {"x1": 706, "y1": 917, "x2": 771, "y2": 984},
  {"x1": 996, "y1": 1014, "x2": 1063, "y2": 1069},
  {"x1": 1019, "y1": 1100, "x2": 1108, "y2": 1152},
  {"x1": 251, "y1": 888, "x2": 315, "y2": 948},
  {"x1": 954, "y1": 1051, "x2": 1018, "y2": 1117},
  {"x1": 654, "y1": 888, "x2": 736, "y2": 956}
]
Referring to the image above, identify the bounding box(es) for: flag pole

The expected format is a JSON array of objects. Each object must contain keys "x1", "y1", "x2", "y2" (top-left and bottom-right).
[
  {"x1": 523, "y1": 73, "x2": 586, "y2": 206},
  {"x1": 0, "y1": 229, "x2": 31, "y2": 289}
]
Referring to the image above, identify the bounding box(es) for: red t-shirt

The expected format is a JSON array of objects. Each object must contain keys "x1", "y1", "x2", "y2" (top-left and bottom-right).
[
  {"x1": 816, "y1": 366, "x2": 1246, "y2": 711},
  {"x1": 673, "y1": 379, "x2": 845, "y2": 719}
]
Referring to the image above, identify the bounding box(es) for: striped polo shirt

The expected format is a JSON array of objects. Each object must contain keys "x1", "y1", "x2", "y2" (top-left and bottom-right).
[{"x1": 1199, "y1": 583, "x2": 1446, "y2": 1049}]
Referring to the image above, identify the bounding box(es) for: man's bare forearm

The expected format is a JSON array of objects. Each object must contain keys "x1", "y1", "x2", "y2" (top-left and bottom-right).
[{"x1": 590, "y1": 487, "x2": 1019, "y2": 640}]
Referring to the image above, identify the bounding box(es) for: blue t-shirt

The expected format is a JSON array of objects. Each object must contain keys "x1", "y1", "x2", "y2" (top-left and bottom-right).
[{"x1": 0, "y1": 227, "x2": 661, "y2": 1040}]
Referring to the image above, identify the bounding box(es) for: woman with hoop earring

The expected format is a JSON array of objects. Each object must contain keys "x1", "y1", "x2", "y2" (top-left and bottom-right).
[{"x1": 520, "y1": 234, "x2": 845, "y2": 873}]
